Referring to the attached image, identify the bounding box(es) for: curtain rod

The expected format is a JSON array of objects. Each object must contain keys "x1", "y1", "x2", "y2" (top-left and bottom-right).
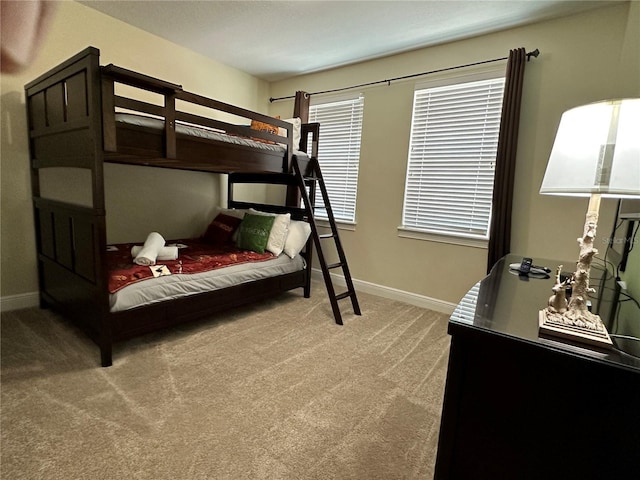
[{"x1": 270, "y1": 48, "x2": 539, "y2": 103}]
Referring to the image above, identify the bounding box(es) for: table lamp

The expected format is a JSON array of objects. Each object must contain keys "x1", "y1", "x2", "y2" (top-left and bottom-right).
[{"x1": 539, "y1": 98, "x2": 640, "y2": 347}]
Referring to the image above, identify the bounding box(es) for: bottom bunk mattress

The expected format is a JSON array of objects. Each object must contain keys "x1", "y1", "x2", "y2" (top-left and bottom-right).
[{"x1": 107, "y1": 240, "x2": 305, "y2": 312}]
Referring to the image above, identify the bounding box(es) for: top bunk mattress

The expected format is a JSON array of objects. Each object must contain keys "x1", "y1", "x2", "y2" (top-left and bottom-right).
[{"x1": 115, "y1": 113, "x2": 309, "y2": 158}]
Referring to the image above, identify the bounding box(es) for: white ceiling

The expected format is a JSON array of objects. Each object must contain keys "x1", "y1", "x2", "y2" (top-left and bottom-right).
[{"x1": 79, "y1": 0, "x2": 620, "y2": 81}]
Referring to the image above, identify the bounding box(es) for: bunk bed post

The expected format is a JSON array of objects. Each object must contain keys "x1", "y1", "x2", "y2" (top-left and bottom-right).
[
  {"x1": 86, "y1": 50, "x2": 112, "y2": 366},
  {"x1": 227, "y1": 180, "x2": 235, "y2": 210},
  {"x1": 299, "y1": 123, "x2": 320, "y2": 298},
  {"x1": 87, "y1": 53, "x2": 106, "y2": 213},
  {"x1": 26, "y1": 83, "x2": 47, "y2": 309}
]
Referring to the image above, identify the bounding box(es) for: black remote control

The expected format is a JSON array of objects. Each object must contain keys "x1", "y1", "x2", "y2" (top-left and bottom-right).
[{"x1": 519, "y1": 257, "x2": 533, "y2": 274}]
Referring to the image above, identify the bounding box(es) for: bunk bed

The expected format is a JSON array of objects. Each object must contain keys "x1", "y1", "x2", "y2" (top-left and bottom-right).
[{"x1": 25, "y1": 47, "x2": 321, "y2": 367}]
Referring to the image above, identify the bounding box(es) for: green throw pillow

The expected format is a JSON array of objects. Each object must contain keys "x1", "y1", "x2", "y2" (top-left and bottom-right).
[{"x1": 236, "y1": 213, "x2": 276, "y2": 253}]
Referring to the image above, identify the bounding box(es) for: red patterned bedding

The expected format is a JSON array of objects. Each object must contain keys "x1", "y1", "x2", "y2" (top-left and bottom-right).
[{"x1": 107, "y1": 240, "x2": 274, "y2": 293}]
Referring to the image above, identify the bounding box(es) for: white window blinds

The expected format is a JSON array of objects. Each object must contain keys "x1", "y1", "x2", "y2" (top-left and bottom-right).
[
  {"x1": 449, "y1": 282, "x2": 480, "y2": 323},
  {"x1": 308, "y1": 95, "x2": 364, "y2": 223},
  {"x1": 402, "y1": 76, "x2": 505, "y2": 240}
]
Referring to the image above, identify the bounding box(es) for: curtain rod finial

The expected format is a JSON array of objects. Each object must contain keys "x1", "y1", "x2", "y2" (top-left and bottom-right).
[{"x1": 526, "y1": 48, "x2": 540, "y2": 61}]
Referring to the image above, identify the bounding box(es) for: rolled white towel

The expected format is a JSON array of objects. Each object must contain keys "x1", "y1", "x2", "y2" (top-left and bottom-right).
[
  {"x1": 131, "y1": 245, "x2": 178, "y2": 262},
  {"x1": 133, "y1": 232, "x2": 166, "y2": 266}
]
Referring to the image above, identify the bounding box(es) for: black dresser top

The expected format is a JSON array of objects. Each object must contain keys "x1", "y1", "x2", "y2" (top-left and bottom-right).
[{"x1": 450, "y1": 254, "x2": 640, "y2": 373}]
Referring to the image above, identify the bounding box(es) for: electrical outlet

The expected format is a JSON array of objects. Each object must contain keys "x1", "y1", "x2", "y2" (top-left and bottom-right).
[{"x1": 617, "y1": 280, "x2": 628, "y2": 290}]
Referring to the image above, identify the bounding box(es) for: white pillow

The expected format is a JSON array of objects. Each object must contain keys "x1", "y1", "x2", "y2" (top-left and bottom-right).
[
  {"x1": 283, "y1": 220, "x2": 311, "y2": 259},
  {"x1": 248, "y1": 208, "x2": 291, "y2": 256},
  {"x1": 278, "y1": 117, "x2": 302, "y2": 151}
]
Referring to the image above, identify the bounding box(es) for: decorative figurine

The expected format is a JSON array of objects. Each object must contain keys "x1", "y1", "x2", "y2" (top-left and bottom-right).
[{"x1": 548, "y1": 265, "x2": 571, "y2": 314}]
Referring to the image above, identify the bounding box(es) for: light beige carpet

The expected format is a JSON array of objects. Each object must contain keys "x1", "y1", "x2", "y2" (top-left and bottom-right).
[{"x1": 1, "y1": 284, "x2": 451, "y2": 479}]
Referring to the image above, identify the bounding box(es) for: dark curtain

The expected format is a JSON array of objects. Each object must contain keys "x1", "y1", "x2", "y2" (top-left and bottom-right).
[
  {"x1": 286, "y1": 91, "x2": 311, "y2": 207},
  {"x1": 293, "y1": 91, "x2": 310, "y2": 122},
  {"x1": 487, "y1": 48, "x2": 527, "y2": 273}
]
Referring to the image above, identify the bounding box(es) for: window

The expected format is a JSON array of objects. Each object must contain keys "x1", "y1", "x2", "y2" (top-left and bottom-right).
[
  {"x1": 401, "y1": 74, "x2": 505, "y2": 243},
  {"x1": 308, "y1": 94, "x2": 364, "y2": 223}
]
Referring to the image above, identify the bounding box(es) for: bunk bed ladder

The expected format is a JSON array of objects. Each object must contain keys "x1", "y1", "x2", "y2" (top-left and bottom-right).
[{"x1": 292, "y1": 157, "x2": 361, "y2": 325}]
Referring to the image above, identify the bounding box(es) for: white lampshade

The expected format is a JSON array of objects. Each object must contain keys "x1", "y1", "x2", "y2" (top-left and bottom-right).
[{"x1": 540, "y1": 98, "x2": 640, "y2": 198}]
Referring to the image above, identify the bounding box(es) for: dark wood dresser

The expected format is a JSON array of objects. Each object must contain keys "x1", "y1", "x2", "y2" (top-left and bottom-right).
[{"x1": 434, "y1": 255, "x2": 640, "y2": 479}]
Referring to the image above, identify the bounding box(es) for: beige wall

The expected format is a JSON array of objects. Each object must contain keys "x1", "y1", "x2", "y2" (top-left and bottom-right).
[
  {"x1": 0, "y1": 1, "x2": 270, "y2": 298},
  {"x1": 269, "y1": 2, "x2": 639, "y2": 305}
]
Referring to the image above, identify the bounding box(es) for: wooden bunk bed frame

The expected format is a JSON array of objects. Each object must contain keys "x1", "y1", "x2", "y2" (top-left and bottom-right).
[{"x1": 25, "y1": 47, "x2": 321, "y2": 367}]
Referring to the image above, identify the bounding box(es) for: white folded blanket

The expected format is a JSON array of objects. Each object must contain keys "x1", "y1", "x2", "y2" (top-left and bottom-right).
[
  {"x1": 133, "y1": 232, "x2": 166, "y2": 266},
  {"x1": 131, "y1": 245, "x2": 179, "y2": 262}
]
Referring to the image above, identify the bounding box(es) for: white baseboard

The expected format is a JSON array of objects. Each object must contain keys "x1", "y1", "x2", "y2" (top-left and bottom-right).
[
  {"x1": 311, "y1": 269, "x2": 456, "y2": 315},
  {"x1": 0, "y1": 291, "x2": 40, "y2": 313}
]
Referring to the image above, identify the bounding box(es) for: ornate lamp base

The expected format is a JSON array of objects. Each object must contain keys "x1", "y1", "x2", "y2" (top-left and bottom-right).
[{"x1": 539, "y1": 308, "x2": 613, "y2": 348}]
